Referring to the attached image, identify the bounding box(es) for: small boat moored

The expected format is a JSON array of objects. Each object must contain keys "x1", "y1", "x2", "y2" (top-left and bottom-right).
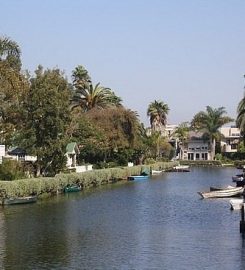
[
  {"x1": 165, "y1": 165, "x2": 190, "y2": 172},
  {"x1": 1, "y1": 195, "x2": 37, "y2": 205},
  {"x1": 198, "y1": 186, "x2": 244, "y2": 199},
  {"x1": 64, "y1": 184, "x2": 82, "y2": 193},
  {"x1": 151, "y1": 169, "x2": 164, "y2": 175},
  {"x1": 128, "y1": 175, "x2": 149, "y2": 181}
]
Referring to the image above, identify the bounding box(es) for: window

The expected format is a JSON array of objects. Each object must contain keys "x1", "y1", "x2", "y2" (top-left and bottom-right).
[{"x1": 196, "y1": 153, "x2": 200, "y2": 160}]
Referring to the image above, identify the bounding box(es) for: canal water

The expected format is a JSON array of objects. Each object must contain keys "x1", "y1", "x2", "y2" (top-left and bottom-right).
[{"x1": 0, "y1": 167, "x2": 245, "y2": 270}]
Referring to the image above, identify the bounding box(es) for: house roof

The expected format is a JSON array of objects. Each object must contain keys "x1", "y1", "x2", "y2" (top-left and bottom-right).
[
  {"x1": 188, "y1": 131, "x2": 207, "y2": 140},
  {"x1": 66, "y1": 142, "x2": 79, "y2": 154},
  {"x1": 8, "y1": 147, "x2": 26, "y2": 155}
]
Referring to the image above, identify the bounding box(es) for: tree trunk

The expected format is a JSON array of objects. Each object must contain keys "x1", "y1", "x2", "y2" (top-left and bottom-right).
[
  {"x1": 210, "y1": 138, "x2": 216, "y2": 160},
  {"x1": 35, "y1": 163, "x2": 41, "y2": 177}
]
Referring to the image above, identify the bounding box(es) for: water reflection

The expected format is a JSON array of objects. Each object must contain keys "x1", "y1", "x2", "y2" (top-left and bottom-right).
[{"x1": 0, "y1": 167, "x2": 244, "y2": 269}]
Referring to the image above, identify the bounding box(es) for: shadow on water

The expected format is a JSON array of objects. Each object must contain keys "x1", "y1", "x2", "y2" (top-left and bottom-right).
[{"x1": 0, "y1": 167, "x2": 245, "y2": 269}]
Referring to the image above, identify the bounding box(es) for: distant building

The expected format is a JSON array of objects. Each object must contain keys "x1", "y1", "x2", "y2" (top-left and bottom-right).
[
  {"x1": 7, "y1": 147, "x2": 37, "y2": 162},
  {"x1": 65, "y1": 142, "x2": 80, "y2": 168},
  {"x1": 179, "y1": 131, "x2": 211, "y2": 161},
  {"x1": 219, "y1": 127, "x2": 241, "y2": 153}
]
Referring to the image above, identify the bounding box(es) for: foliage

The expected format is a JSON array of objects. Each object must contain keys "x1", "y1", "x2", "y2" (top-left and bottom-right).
[
  {"x1": 85, "y1": 107, "x2": 142, "y2": 161},
  {"x1": 71, "y1": 65, "x2": 122, "y2": 112},
  {"x1": 238, "y1": 141, "x2": 245, "y2": 153},
  {"x1": 147, "y1": 100, "x2": 169, "y2": 131},
  {"x1": 0, "y1": 159, "x2": 26, "y2": 180},
  {"x1": 191, "y1": 106, "x2": 233, "y2": 159},
  {"x1": 72, "y1": 65, "x2": 91, "y2": 90},
  {"x1": 0, "y1": 37, "x2": 29, "y2": 145},
  {"x1": 15, "y1": 66, "x2": 71, "y2": 176},
  {"x1": 236, "y1": 92, "x2": 245, "y2": 143},
  {"x1": 0, "y1": 161, "x2": 177, "y2": 197},
  {"x1": 173, "y1": 122, "x2": 190, "y2": 141}
]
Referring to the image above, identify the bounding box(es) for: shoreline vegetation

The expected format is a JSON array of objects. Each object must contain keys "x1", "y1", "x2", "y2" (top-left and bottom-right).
[
  {"x1": 0, "y1": 160, "x2": 242, "y2": 199},
  {"x1": 0, "y1": 161, "x2": 177, "y2": 198}
]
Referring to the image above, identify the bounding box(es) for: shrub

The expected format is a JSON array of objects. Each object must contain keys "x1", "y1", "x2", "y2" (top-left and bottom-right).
[{"x1": 0, "y1": 159, "x2": 26, "y2": 181}]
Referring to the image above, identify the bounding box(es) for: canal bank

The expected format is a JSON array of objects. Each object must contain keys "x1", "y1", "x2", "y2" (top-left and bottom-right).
[{"x1": 0, "y1": 161, "x2": 177, "y2": 198}]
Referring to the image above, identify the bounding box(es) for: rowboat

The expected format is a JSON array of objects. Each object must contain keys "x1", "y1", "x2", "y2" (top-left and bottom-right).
[
  {"x1": 1, "y1": 195, "x2": 37, "y2": 205},
  {"x1": 64, "y1": 184, "x2": 81, "y2": 193},
  {"x1": 166, "y1": 165, "x2": 190, "y2": 172},
  {"x1": 128, "y1": 175, "x2": 149, "y2": 181},
  {"x1": 151, "y1": 170, "x2": 164, "y2": 175},
  {"x1": 230, "y1": 199, "x2": 244, "y2": 210},
  {"x1": 198, "y1": 186, "x2": 244, "y2": 199},
  {"x1": 210, "y1": 185, "x2": 235, "y2": 191}
]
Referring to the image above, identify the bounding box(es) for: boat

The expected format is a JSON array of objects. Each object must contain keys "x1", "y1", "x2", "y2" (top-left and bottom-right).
[
  {"x1": 232, "y1": 174, "x2": 244, "y2": 182},
  {"x1": 151, "y1": 169, "x2": 164, "y2": 175},
  {"x1": 230, "y1": 199, "x2": 244, "y2": 210},
  {"x1": 198, "y1": 186, "x2": 244, "y2": 199},
  {"x1": 1, "y1": 195, "x2": 37, "y2": 205},
  {"x1": 128, "y1": 175, "x2": 149, "y2": 181},
  {"x1": 210, "y1": 185, "x2": 236, "y2": 191},
  {"x1": 165, "y1": 165, "x2": 190, "y2": 172},
  {"x1": 64, "y1": 184, "x2": 81, "y2": 193}
]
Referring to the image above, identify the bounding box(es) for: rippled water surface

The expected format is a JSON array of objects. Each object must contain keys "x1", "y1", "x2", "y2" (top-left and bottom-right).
[{"x1": 0, "y1": 167, "x2": 245, "y2": 269}]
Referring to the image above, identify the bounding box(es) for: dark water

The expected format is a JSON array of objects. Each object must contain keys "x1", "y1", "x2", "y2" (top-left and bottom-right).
[{"x1": 0, "y1": 167, "x2": 245, "y2": 270}]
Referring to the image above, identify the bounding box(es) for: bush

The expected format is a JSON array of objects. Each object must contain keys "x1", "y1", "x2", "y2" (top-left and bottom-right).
[
  {"x1": 0, "y1": 161, "x2": 177, "y2": 197},
  {"x1": 0, "y1": 159, "x2": 26, "y2": 181}
]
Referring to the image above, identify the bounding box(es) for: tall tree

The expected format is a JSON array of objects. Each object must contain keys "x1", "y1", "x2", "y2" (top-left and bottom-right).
[
  {"x1": 17, "y1": 66, "x2": 71, "y2": 176},
  {"x1": 72, "y1": 65, "x2": 91, "y2": 91},
  {"x1": 147, "y1": 100, "x2": 169, "y2": 132},
  {"x1": 71, "y1": 82, "x2": 122, "y2": 112},
  {"x1": 0, "y1": 36, "x2": 28, "y2": 144},
  {"x1": 71, "y1": 65, "x2": 122, "y2": 112},
  {"x1": 236, "y1": 92, "x2": 245, "y2": 144},
  {"x1": 191, "y1": 106, "x2": 233, "y2": 160},
  {"x1": 0, "y1": 36, "x2": 21, "y2": 70}
]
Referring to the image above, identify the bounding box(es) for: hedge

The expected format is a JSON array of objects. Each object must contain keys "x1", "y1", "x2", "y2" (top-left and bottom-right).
[{"x1": 0, "y1": 161, "x2": 177, "y2": 198}]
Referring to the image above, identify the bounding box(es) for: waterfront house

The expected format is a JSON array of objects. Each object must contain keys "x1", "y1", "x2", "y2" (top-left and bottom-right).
[
  {"x1": 65, "y1": 142, "x2": 79, "y2": 168},
  {"x1": 178, "y1": 131, "x2": 211, "y2": 161},
  {"x1": 219, "y1": 127, "x2": 241, "y2": 153},
  {"x1": 7, "y1": 147, "x2": 37, "y2": 162}
]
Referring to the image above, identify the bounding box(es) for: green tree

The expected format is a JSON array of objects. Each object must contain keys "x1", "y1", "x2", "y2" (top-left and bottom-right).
[
  {"x1": 72, "y1": 65, "x2": 91, "y2": 91},
  {"x1": 0, "y1": 36, "x2": 21, "y2": 70},
  {"x1": 17, "y1": 66, "x2": 71, "y2": 176},
  {"x1": 174, "y1": 122, "x2": 190, "y2": 142},
  {"x1": 191, "y1": 106, "x2": 233, "y2": 160},
  {"x1": 147, "y1": 100, "x2": 169, "y2": 132},
  {"x1": 71, "y1": 65, "x2": 122, "y2": 112},
  {"x1": 236, "y1": 92, "x2": 245, "y2": 144},
  {"x1": 0, "y1": 36, "x2": 29, "y2": 144},
  {"x1": 71, "y1": 82, "x2": 122, "y2": 112}
]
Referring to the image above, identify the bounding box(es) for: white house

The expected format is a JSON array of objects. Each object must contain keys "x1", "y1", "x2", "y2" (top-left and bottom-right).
[
  {"x1": 179, "y1": 131, "x2": 211, "y2": 161},
  {"x1": 219, "y1": 127, "x2": 241, "y2": 153},
  {"x1": 65, "y1": 142, "x2": 79, "y2": 168},
  {"x1": 65, "y1": 142, "x2": 93, "y2": 173}
]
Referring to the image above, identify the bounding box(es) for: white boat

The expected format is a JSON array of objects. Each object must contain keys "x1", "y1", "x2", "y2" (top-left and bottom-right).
[
  {"x1": 230, "y1": 199, "x2": 244, "y2": 210},
  {"x1": 198, "y1": 186, "x2": 244, "y2": 199},
  {"x1": 151, "y1": 170, "x2": 164, "y2": 175},
  {"x1": 210, "y1": 185, "x2": 235, "y2": 191},
  {"x1": 173, "y1": 165, "x2": 190, "y2": 172}
]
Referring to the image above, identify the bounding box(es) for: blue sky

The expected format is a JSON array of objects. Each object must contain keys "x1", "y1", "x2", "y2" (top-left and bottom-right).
[{"x1": 1, "y1": 0, "x2": 244, "y2": 126}]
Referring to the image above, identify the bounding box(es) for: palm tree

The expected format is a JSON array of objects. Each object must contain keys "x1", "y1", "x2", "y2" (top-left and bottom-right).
[
  {"x1": 72, "y1": 65, "x2": 91, "y2": 91},
  {"x1": 147, "y1": 100, "x2": 169, "y2": 132},
  {"x1": 191, "y1": 106, "x2": 233, "y2": 160},
  {"x1": 236, "y1": 92, "x2": 245, "y2": 144},
  {"x1": 71, "y1": 82, "x2": 122, "y2": 112}
]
